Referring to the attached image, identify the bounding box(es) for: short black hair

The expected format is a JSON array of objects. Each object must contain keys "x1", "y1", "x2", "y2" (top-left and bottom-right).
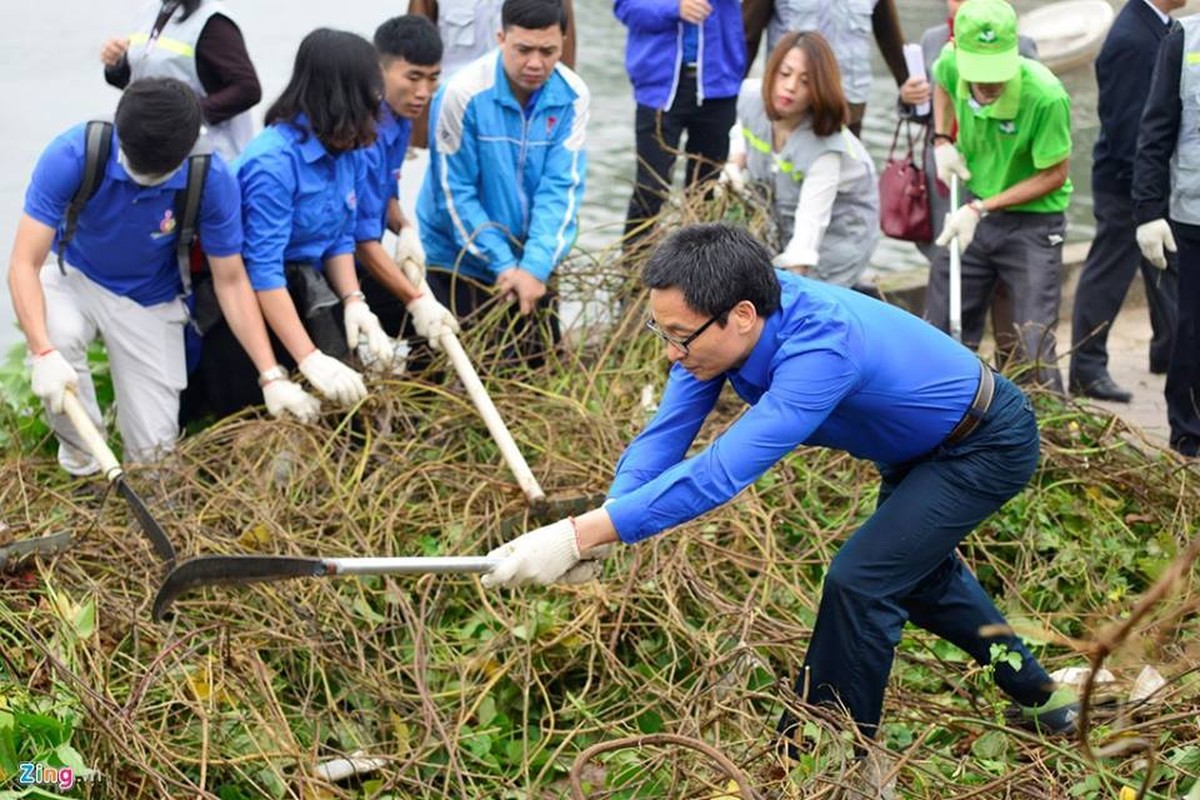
[
  {"x1": 114, "y1": 77, "x2": 201, "y2": 174},
  {"x1": 374, "y1": 15, "x2": 443, "y2": 66},
  {"x1": 265, "y1": 28, "x2": 382, "y2": 154},
  {"x1": 502, "y1": 0, "x2": 568, "y2": 32},
  {"x1": 642, "y1": 223, "x2": 782, "y2": 320}
]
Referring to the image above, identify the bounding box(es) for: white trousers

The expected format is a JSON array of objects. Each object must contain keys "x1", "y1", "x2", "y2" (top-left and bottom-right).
[{"x1": 39, "y1": 264, "x2": 188, "y2": 475}]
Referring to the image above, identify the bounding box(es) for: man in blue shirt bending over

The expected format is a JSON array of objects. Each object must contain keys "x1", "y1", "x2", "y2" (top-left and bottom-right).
[
  {"x1": 481, "y1": 223, "x2": 1078, "y2": 750},
  {"x1": 7, "y1": 78, "x2": 317, "y2": 476}
]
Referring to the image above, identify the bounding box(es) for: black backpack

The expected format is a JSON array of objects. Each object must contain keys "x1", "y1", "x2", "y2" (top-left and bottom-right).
[{"x1": 56, "y1": 119, "x2": 211, "y2": 295}]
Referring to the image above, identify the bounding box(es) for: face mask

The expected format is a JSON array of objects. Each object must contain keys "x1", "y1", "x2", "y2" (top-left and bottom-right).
[{"x1": 118, "y1": 148, "x2": 180, "y2": 187}]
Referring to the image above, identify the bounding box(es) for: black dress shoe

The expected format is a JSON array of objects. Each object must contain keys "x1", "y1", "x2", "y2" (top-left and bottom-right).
[{"x1": 1070, "y1": 375, "x2": 1133, "y2": 403}]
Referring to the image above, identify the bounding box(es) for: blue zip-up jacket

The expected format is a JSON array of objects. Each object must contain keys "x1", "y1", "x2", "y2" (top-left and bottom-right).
[
  {"x1": 417, "y1": 51, "x2": 589, "y2": 284},
  {"x1": 615, "y1": 0, "x2": 746, "y2": 109}
]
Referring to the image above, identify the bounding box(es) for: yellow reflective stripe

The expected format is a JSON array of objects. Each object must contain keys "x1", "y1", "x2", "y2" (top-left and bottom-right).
[
  {"x1": 1188, "y1": 52, "x2": 1200, "y2": 65},
  {"x1": 741, "y1": 127, "x2": 805, "y2": 181},
  {"x1": 742, "y1": 126, "x2": 771, "y2": 155},
  {"x1": 127, "y1": 32, "x2": 195, "y2": 57}
]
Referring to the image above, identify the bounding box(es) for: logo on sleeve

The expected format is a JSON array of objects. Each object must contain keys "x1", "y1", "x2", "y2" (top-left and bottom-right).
[{"x1": 150, "y1": 209, "x2": 177, "y2": 240}]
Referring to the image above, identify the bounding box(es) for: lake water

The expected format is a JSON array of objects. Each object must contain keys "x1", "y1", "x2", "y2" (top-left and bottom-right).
[{"x1": 0, "y1": 0, "x2": 1106, "y2": 351}]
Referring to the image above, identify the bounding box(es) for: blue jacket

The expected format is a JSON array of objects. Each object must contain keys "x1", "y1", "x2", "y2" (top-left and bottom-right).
[
  {"x1": 614, "y1": 0, "x2": 745, "y2": 109},
  {"x1": 1093, "y1": 0, "x2": 1176, "y2": 194},
  {"x1": 605, "y1": 270, "x2": 984, "y2": 543},
  {"x1": 417, "y1": 51, "x2": 588, "y2": 284}
]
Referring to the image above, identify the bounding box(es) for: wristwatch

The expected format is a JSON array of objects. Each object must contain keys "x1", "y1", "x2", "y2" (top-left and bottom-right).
[{"x1": 257, "y1": 365, "x2": 288, "y2": 387}]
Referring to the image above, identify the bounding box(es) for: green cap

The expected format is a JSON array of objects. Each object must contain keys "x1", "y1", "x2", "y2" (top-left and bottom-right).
[{"x1": 955, "y1": 0, "x2": 1019, "y2": 83}]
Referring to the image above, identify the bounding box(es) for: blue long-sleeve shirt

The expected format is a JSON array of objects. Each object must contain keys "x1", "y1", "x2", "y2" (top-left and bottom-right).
[
  {"x1": 606, "y1": 271, "x2": 985, "y2": 543},
  {"x1": 236, "y1": 115, "x2": 363, "y2": 290},
  {"x1": 355, "y1": 106, "x2": 412, "y2": 244}
]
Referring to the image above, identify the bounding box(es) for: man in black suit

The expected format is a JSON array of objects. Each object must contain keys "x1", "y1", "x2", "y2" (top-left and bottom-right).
[{"x1": 1068, "y1": 0, "x2": 1183, "y2": 402}]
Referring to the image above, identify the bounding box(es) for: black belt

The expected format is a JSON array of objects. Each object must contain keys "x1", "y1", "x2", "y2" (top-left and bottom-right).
[{"x1": 943, "y1": 363, "x2": 995, "y2": 447}]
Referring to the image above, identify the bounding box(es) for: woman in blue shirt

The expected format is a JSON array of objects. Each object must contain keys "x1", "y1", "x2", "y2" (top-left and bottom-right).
[{"x1": 204, "y1": 28, "x2": 393, "y2": 415}]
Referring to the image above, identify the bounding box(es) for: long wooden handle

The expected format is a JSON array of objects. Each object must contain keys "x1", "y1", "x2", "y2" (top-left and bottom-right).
[
  {"x1": 61, "y1": 391, "x2": 122, "y2": 480},
  {"x1": 437, "y1": 331, "x2": 546, "y2": 503}
]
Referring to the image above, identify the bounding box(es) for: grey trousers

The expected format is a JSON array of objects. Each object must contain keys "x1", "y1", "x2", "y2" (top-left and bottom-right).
[{"x1": 925, "y1": 211, "x2": 1065, "y2": 391}]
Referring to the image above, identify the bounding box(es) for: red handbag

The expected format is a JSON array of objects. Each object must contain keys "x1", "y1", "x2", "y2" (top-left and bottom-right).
[{"x1": 878, "y1": 118, "x2": 933, "y2": 243}]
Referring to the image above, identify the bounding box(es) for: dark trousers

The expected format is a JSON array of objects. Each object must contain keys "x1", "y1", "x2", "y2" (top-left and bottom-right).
[
  {"x1": 779, "y1": 374, "x2": 1053, "y2": 743},
  {"x1": 1070, "y1": 189, "x2": 1178, "y2": 384},
  {"x1": 425, "y1": 269, "x2": 560, "y2": 371},
  {"x1": 180, "y1": 265, "x2": 348, "y2": 423},
  {"x1": 624, "y1": 71, "x2": 738, "y2": 245},
  {"x1": 926, "y1": 212, "x2": 1065, "y2": 391},
  {"x1": 1166, "y1": 220, "x2": 1200, "y2": 455}
]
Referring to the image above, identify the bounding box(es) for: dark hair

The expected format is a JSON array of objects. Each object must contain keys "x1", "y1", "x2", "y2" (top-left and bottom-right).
[
  {"x1": 114, "y1": 77, "x2": 202, "y2": 174},
  {"x1": 265, "y1": 28, "x2": 382, "y2": 153},
  {"x1": 163, "y1": 0, "x2": 201, "y2": 23},
  {"x1": 762, "y1": 31, "x2": 847, "y2": 137},
  {"x1": 642, "y1": 224, "x2": 782, "y2": 320},
  {"x1": 501, "y1": 0, "x2": 568, "y2": 32},
  {"x1": 374, "y1": 15, "x2": 443, "y2": 66}
]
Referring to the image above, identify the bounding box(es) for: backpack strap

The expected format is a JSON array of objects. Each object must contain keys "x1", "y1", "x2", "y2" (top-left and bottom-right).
[
  {"x1": 57, "y1": 120, "x2": 114, "y2": 272},
  {"x1": 174, "y1": 152, "x2": 210, "y2": 296}
]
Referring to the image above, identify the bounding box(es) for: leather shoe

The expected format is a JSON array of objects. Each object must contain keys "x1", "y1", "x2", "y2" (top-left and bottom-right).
[{"x1": 1070, "y1": 375, "x2": 1133, "y2": 403}]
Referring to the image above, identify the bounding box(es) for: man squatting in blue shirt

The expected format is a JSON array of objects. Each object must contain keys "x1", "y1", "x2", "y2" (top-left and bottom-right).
[
  {"x1": 480, "y1": 223, "x2": 1079, "y2": 748},
  {"x1": 8, "y1": 77, "x2": 319, "y2": 477}
]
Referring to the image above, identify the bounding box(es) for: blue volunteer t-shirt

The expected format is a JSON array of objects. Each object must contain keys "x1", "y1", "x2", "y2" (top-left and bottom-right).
[
  {"x1": 605, "y1": 270, "x2": 988, "y2": 543},
  {"x1": 355, "y1": 106, "x2": 413, "y2": 244},
  {"x1": 23, "y1": 123, "x2": 243, "y2": 307},
  {"x1": 236, "y1": 115, "x2": 362, "y2": 291}
]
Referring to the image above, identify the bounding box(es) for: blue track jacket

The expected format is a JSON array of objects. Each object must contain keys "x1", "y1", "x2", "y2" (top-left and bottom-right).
[
  {"x1": 417, "y1": 51, "x2": 589, "y2": 285},
  {"x1": 615, "y1": 0, "x2": 745, "y2": 109}
]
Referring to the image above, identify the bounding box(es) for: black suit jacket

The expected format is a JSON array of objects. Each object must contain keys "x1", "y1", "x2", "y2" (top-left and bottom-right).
[{"x1": 1093, "y1": 0, "x2": 1176, "y2": 194}]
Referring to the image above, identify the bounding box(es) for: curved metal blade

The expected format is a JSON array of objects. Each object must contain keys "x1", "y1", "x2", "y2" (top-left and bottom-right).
[
  {"x1": 153, "y1": 555, "x2": 327, "y2": 621},
  {"x1": 114, "y1": 478, "x2": 177, "y2": 567}
]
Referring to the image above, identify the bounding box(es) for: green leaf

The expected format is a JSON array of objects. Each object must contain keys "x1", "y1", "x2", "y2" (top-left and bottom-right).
[
  {"x1": 635, "y1": 710, "x2": 662, "y2": 735},
  {"x1": 970, "y1": 730, "x2": 1008, "y2": 761}
]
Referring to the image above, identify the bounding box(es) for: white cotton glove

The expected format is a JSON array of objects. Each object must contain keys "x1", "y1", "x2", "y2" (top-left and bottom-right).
[
  {"x1": 343, "y1": 298, "x2": 393, "y2": 369},
  {"x1": 298, "y1": 350, "x2": 367, "y2": 406},
  {"x1": 395, "y1": 226, "x2": 426, "y2": 285},
  {"x1": 406, "y1": 294, "x2": 460, "y2": 350},
  {"x1": 936, "y1": 203, "x2": 982, "y2": 252},
  {"x1": 261, "y1": 376, "x2": 321, "y2": 424},
  {"x1": 1136, "y1": 218, "x2": 1177, "y2": 270},
  {"x1": 481, "y1": 519, "x2": 582, "y2": 588},
  {"x1": 31, "y1": 349, "x2": 77, "y2": 414},
  {"x1": 934, "y1": 142, "x2": 972, "y2": 184},
  {"x1": 559, "y1": 542, "x2": 614, "y2": 584},
  {"x1": 716, "y1": 161, "x2": 748, "y2": 196}
]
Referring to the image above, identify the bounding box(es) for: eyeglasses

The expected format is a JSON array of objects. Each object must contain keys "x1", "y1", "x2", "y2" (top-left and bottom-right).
[{"x1": 645, "y1": 310, "x2": 726, "y2": 356}]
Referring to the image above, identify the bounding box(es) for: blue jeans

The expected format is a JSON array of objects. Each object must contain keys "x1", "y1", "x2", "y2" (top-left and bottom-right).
[{"x1": 778, "y1": 373, "x2": 1053, "y2": 743}]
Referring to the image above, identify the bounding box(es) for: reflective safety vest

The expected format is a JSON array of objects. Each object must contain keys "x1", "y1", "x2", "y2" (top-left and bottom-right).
[
  {"x1": 1173, "y1": 16, "x2": 1200, "y2": 225},
  {"x1": 767, "y1": 0, "x2": 877, "y2": 105},
  {"x1": 437, "y1": 0, "x2": 504, "y2": 77},
  {"x1": 126, "y1": 0, "x2": 254, "y2": 162},
  {"x1": 738, "y1": 86, "x2": 878, "y2": 286}
]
